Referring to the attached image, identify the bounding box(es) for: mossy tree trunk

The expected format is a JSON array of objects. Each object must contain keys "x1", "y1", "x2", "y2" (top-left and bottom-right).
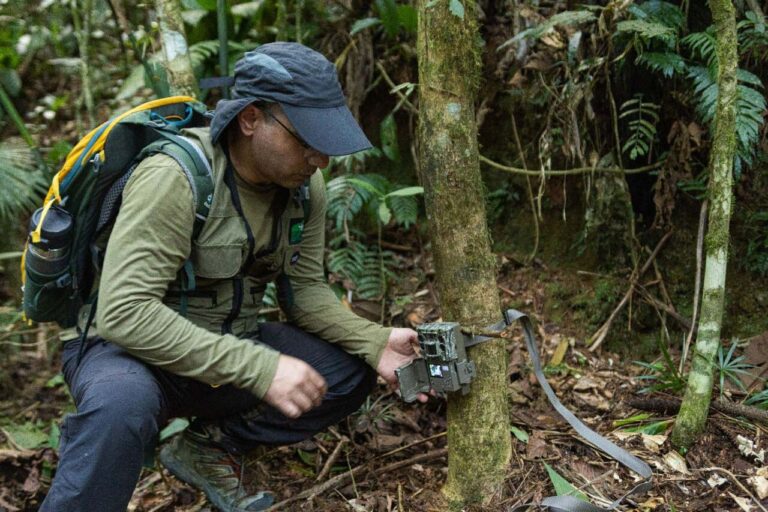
[
  {"x1": 416, "y1": 1, "x2": 510, "y2": 508},
  {"x1": 671, "y1": 0, "x2": 738, "y2": 450},
  {"x1": 155, "y1": 0, "x2": 199, "y2": 97}
]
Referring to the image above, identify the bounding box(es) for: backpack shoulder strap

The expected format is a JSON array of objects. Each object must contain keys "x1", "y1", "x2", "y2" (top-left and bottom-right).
[{"x1": 138, "y1": 132, "x2": 214, "y2": 240}]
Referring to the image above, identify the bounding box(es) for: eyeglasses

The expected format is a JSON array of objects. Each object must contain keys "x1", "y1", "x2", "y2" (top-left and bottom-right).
[{"x1": 255, "y1": 105, "x2": 312, "y2": 150}]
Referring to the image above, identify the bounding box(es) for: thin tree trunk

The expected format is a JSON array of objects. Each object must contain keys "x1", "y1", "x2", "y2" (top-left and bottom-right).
[
  {"x1": 417, "y1": 1, "x2": 510, "y2": 508},
  {"x1": 155, "y1": 0, "x2": 199, "y2": 97},
  {"x1": 671, "y1": 0, "x2": 738, "y2": 450}
]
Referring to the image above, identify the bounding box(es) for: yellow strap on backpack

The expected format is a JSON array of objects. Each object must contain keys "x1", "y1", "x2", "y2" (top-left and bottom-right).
[{"x1": 32, "y1": 96, "x2": 197, "y2": 244}]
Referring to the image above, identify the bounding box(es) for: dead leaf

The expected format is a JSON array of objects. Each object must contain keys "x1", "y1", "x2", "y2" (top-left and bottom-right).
[
  {"x1": 574, "y1": 391, "x2": 609, "y2": 411},
  {"x1": 549, "y1": 338, "x2": 569, "y2": 366},
  {"x1": 573, "y1": 377, "x2": 599, "y2": 391},
  {"x1": 687, "y1": 121, "x2": 705, "y2": 147},
  {"x1": 707, "y1": 474, "x2": 728, "y2": 488},
  {"x1": 737, "y1": 435, "x2": 766, "y2": 463},
  {"x1": 641, "y1": 434, "x2": 666, "y2": 453},
  {"x1": 662, "y1": 451, "x2": 690, "y2": 475},
  {"x1": 748, "y1": 475, "x2": 768, "y2": 500},
  {"x1": 22, "y1": 466, "x2": 40, "y2": 494},
  {"x1": 728, "y1": 492, "x2": 754, "y2": 512},
  {"x1": 375, "y1": 434, "x2": 404, "y2": 451},
  {"x1": 526, "y1": 430, "x2": 550, "y2": 459},
  {"x1": 639, "y1": 496, "x2": 666, "y2": 509},
  {"x1": 540, "y1": 32, "x2": 565, "y2": 49}
]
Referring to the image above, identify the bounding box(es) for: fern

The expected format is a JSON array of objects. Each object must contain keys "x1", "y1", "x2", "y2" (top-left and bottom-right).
[
  {"x1": 500, "y1": 10, "x2": 596, "y2": 48},
  {"x1": 686, "y1": 64, "x2": 766, "y2": 173},
  {"x1": 327, "y1": 235, "x2": 396, "y2": 300},
  {"x1": 627, "y1": 1, "x2": 685, "y2": 31},
  {"x1": 326, "y1": 173, "x2": 421, "y2": 230},
  {"x1": 0, "y1": 142, "x2": 47, "y2": 223},
  {"x1": 616, "y1": 19, "x2": 677, "y2": 48},
  {"x1": 635, "y1": 51, "x2": 686, "y2": 77},
  {"x1": 738, "y1": 11, "x2": 768, "y2": 63},
  {"x1": 681, "y1": 30, "x2": 718, "y2": 68},
  {"x1": 620, "y1": 96, "x2": 660, "y2": 160}
]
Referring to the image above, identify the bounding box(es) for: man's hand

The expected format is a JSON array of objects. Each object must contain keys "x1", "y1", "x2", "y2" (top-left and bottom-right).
[
  {"x1": 263, "y1": 355, "x2": 327, "y2": 418},
  {"x1": 376, "y1": 327, "x2": 430, "y2": 403}
]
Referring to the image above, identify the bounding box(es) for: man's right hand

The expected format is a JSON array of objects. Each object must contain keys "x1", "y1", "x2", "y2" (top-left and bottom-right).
[{"x1": 262, "y1": 355, "x2": 327, "y2": 419}]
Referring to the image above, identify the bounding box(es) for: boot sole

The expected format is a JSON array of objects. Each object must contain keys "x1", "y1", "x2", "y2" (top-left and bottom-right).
[{"x1": 158, "y1": 444, "x2": 273, "y2": 512}]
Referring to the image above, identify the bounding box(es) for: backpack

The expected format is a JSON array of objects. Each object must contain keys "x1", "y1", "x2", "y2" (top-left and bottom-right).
[{"x1": 21, "y1": 96, "x2": 214, "y2": 330}]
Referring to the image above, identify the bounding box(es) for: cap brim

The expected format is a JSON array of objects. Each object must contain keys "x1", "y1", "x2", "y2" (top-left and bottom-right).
[
  {"x1": 210, "y1": 98, "x2": 253, "y2": 144},
  {"x1": 281, "y1": 104, "x2": 373, "y2": 156}
]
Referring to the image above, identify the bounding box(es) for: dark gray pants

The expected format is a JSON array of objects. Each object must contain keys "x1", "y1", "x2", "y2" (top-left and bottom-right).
[{"x1": 40, "y1": 323, "x2": 377, "y2": 512}]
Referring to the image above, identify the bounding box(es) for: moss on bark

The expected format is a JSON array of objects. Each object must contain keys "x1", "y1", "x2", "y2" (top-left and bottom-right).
[
  {"x1": 417, "y1": 1, "x2": 510, "y2": 507},
  {"x1": 671, "y1": 0, "x2": 738, "y2": 450},
  {"x1": 156, "y1": 0, "x2": 199, "y2": 97}
]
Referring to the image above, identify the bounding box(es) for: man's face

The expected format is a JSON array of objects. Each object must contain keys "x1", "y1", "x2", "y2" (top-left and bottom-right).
[{"x1": 236, "y1": 104, "x2": 330, "y2": 188}]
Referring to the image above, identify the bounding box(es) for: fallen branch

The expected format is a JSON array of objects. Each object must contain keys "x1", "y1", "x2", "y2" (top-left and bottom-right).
[
  {"x1": 589, "y1": 231, "x2": 674, "y2": 352},
  {"x1": 266, "y1": 448, "x2": 447, "y2": 511},
  {"x1": 624, "y1": 396, "x2": 768, "y2": 425},
  {"x1": 315, "y1": 436, "x2": 348, "y2": 482}
]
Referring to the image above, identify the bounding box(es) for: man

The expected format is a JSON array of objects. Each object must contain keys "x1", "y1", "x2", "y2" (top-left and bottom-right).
[{"x1": 41, "y1": 42, "x2": 427, "y2": 512}]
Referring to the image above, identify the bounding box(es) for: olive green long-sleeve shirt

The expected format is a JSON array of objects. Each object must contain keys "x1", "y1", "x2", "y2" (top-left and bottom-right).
[{"x1": 93, "y1": 128, "x2": 390, "y2": 398}]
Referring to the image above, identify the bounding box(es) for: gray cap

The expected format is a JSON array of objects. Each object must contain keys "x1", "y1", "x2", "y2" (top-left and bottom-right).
[{"x1": 210, "y1": 42, "x2": 372, "y2": 156}]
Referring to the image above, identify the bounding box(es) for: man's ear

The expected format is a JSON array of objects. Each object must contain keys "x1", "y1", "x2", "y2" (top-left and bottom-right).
[{"x1": 236, "y1": 104, "x2": 263, "y2": 136}]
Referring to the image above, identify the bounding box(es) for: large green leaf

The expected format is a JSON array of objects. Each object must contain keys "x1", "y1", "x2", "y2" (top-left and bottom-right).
[
  {"x1": 379, "y1": 113, "x2": 400, "y2": 162},
  {"x1": 543, "y1": 463, "x2": 589, "y2": 502},
  {"x1": 351, "y1": 17, "x2": 382, "y2": 36},
  {"x1": 375, "y1": 0, "x2": 400, "y2": 38},
  {"x1": 3, "y1": 423, "x2": 49, "y2": 450}
]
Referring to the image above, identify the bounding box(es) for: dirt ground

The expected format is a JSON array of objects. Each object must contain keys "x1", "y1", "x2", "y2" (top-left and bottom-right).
[{"x1": 1, "y1": 263, "x2": 767, "y2": 512}]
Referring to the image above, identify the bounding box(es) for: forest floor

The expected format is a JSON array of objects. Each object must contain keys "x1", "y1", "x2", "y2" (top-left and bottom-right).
[{"x1": 1, "y1": 260, "x2": 767, "y2": 512}]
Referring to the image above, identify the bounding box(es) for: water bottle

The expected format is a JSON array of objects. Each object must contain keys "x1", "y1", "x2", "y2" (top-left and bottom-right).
[{"x1": 26, "y1": 205, "x2": 73, "y2": 277}]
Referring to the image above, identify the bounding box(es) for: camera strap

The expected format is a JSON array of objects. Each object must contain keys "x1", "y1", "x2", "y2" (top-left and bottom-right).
[{"x1": 473, "y1": 309, "x2": 653, "y2": 512}]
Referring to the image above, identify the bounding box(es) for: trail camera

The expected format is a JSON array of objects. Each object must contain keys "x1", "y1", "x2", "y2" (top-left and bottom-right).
[{"x1": 395, "y1": 322, "x2": 476, "y2": 403}]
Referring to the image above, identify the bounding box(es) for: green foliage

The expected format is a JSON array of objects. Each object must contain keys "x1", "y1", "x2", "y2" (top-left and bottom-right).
[
  {"x1": 634, "y1": 339, "x2": 686, "y2": 394},
  {"x1": 500, "y1": 10, "x2": 596, "y2": 47},
  {"x1": 745, "y1": 387, "x2": 768, "y2": 409},
  {"x1": 716, "y1": 342, "x2": 753, "y2": 396},
  {"x1": 543, "y1": 463, "x2": 588, "y2": 502},
  {"x1": 685, "y1": 63, "x2": 766, "y2": 174},
  {"x1": 738, "y1": 11, "x2": 768, "y2": 63},
  {"x1": 627, "y1": 0, "x2": 685, "y2": 31},
  {"x1": 619, "y1": 95, "x2": 660, "y2": 160},
  {"x1": 326, "y1": 173, "x2": 422, "y2": 231},
  {"x1": 0, "y1": 142, "x2": 47, "y2": 223},
  {"x1": 743, "y1": 211, "x2": 768, "y2": 276},
  {"x1": 616, "y1": 19, "x2": 677, "y2": 48},
  {"x1": 635, "y1": 51, "x2": 686, "y2": 78},
  {"x1": 327, "y1": 234, "x2": 396, "y2": 300},
  {"x1": 352, "y1": 1, "x2": 417, "y2": 38}
]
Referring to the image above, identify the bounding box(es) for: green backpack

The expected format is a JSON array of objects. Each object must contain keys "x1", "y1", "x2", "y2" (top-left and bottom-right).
[{"x1": 22, "y1": 96, "x2": 214, "y2": 330}]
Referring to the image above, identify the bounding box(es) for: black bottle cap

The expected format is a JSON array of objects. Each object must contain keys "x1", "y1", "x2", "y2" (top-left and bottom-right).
[{"x1": 29, "y1": 205, "x2": 73, "y2": 250}]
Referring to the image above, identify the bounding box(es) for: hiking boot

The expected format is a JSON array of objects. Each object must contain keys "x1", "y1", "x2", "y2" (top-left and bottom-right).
[{"x1": 159, "y1": 428, "x2": 273, "y2": 512}]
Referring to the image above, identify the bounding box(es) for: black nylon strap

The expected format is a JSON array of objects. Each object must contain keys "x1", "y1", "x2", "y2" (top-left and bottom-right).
[{"x1": 469, "y1": 310, "x2": 653, "y2": 511}]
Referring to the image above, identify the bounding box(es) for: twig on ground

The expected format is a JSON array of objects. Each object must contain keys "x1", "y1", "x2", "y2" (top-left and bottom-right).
[
  {"x1": 266, "y1": 448, "x2": 447, "y2": 511},
  {"x1": 316, "y1": 436, "x2": 348, "y2": 482},
  {"x1": 625, "y1": 396, "x2": 768, "y2": 425},
  {"x1": 381, "y1": 431, "x2": 446, "y2": 459},
  {"x1": 589, "y1": 231, "x2": 673, "y2": 352},
  {"x1": 697, "y1": 467, "x2": 768, "y2": 512}
]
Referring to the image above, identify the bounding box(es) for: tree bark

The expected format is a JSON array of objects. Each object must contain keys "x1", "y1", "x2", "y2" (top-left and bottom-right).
[
  {"x1": 416, "y1": 1, "x2": 510, "y2": 508},
  {"x1": 671, "y1": 0, "x2": 738, "y2": 450},
  {"x1": 155, "y1": 0, "x2": 199, "y2": 97}
]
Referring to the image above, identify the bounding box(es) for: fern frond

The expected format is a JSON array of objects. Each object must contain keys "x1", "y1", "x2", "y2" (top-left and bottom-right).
[
  {"x1": 620, "y1": 96, "x2": 660, "y2": 160},
  {"x1": 682, "y1": 30, "x2": 717, "y2": 67},
  {"x1": 387, "y1": 194, "x2": 419, "y2": 228},
  {"x1": 616, "y1": 19, "x2": 677, "y2": 48},
  {"x1": 628, "y1": 1, "x2": 685, "y2": 30},
  {"x1": 0, "y1": 142, "x2": 47, "y2": 223},
  {"x1": 635, "y1": 51, "x2": 686, "y2": 78},
  {"x1": 738, "y1": 11, "x2": 768, "y2": 62}
]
